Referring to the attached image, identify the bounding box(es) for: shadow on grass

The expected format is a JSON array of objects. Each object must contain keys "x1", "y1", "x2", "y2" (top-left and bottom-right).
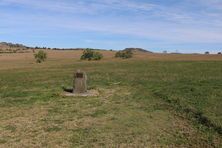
[
  {"x1": 62, "y1": 86, "x2": 73, "y2": 93},
  {"x1": 153, "y1": 91, "x2": 222, "y2": 135}
]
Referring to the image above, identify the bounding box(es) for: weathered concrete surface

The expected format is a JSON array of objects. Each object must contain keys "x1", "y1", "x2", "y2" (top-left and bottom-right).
[
  {"x1": 64, "y1": 89, "x2": 99, "y2": 97},
  {"x1": 73, "y1": 70, "x2": 87, "y2": 94}
]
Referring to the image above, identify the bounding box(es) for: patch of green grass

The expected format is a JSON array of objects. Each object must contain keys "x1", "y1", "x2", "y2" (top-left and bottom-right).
[
  {"x1": 5, "y1": 125, "x2": 16, "y2": 132},
  {"x1": 0, "y1": 139, "x2": 7, "y2": 144},
  {"x1": 45, "y1": 126, "x2": 62, "y2": 132},
  {"x1": 91, "y1": 109, "x2": 108, "y2": 117}
]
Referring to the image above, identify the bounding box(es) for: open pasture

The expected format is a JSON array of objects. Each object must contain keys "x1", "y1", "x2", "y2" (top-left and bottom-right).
[{"x1": 0, "y1": 50, "x2": 222, "y2": 147}]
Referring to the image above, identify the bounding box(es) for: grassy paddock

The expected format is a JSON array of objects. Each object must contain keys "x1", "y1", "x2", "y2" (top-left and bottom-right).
[{"x1": 0, "y1": 51, "x2": 222, "y2": 147}]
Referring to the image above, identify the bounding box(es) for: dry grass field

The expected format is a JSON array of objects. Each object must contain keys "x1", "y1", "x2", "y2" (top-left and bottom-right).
[
  {"x1": 1, "y1": 50, "x2": 221, "y2": 70},
  {"x1": 0, "y1": 50, "x2": 222, "y2": 147}
]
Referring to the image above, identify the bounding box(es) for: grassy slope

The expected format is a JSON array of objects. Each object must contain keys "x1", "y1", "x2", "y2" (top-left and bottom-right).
[{"x1": 0, "y1": 51, "x2": 222, "y2": 147}]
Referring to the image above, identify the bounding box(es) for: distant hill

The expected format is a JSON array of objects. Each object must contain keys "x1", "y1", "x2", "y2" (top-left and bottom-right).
[
  {"x1": 0, "y1": 42, "x2": 28, "y2": 49},
  {"x1": 123, "y1": 48, "x2": 153, "y2": 53},
  {"x1": 0, "y1": 42, "x2": 30, "y2": 53},
  {"x1": 0, "y1": 42, "x2": 154, "y2": 54}
]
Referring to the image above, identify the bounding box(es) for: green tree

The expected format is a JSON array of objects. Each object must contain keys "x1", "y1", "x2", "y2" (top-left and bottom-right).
[
  {"x1": 34, "y1": 50, "x2": 47, "y2": 63},
  {"x1": 81, "y1": 48, "x2": 103, "y2": 61},
  {"x1": 115, "y1": 50, "x2": 133, "y2": 59}
]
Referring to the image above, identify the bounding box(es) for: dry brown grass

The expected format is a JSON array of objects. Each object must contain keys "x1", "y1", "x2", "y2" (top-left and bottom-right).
[
  {"x1": 0, "y1": 87, "x2": 129, "y2": 147},
  {"x1": 133, "y1": 51, "x2": 222, "y2": 61},
  {"x1": 0, "y1": 50, "x2": 221, "y2": 70}
]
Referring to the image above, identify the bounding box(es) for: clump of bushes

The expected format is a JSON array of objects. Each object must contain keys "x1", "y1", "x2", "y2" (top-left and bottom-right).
[
  {"x1": 81, "y1": 48, "x2": 103, "y2": 61},
  {"x1": 34, "y1": 50, "x2": 47, "y2": 63},
  {"x1": 115, "y1": 50, "x2": 133, "y2": 59}
]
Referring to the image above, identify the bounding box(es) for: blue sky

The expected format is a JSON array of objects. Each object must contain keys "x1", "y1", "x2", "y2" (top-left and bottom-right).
[{"x1": 0, "y1": 0, "x2": 222, "y2": 53}]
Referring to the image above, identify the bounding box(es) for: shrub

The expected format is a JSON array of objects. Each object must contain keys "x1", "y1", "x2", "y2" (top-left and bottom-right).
[
  {"x1": 81, "y1": 48, "x2": 103, "y2": 61},
  {"x1": 163, "y1": 50, "x2": 167, "y2": 54},
  {"x1": 218, "y1": 52, "x2": 221, "y2": 55},
  {"x1": 34, "y1": 50, "x2": 47, "y2": 63},
  {"x1": 205, "y1": 51, "x2": 210, "y2": 54},
  {"x1": 115, "y1": 50, "x2": 133, "y2": 59}
]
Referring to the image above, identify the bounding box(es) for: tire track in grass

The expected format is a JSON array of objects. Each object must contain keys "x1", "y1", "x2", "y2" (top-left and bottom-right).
[{"x1": 152, "y1": 91, "x2": 222, "y2": 136}]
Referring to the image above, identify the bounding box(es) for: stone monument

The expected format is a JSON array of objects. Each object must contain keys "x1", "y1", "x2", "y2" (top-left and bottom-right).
[{"x1": 73, "y1": 70, "x2": 87, "y2": 94}]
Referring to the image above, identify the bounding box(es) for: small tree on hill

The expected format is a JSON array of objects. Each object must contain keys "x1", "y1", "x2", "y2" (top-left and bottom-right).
[
  {"x1": 205, "y1": 51, "x2": 210, "y2": 54},
  {"x1": 34, "y1": 50, "x2": 47, "y2": 63},
  {"x1": 81, "y1": 48, "x2": 103, "y2": 61},
  {"x1": 115, "y1": 50, "x2": 133, "y2": 59}
]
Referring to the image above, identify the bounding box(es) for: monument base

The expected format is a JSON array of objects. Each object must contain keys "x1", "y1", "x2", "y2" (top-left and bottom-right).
[{"x1": 63, "y1": 89, "x2": 99, "y2": 97}]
